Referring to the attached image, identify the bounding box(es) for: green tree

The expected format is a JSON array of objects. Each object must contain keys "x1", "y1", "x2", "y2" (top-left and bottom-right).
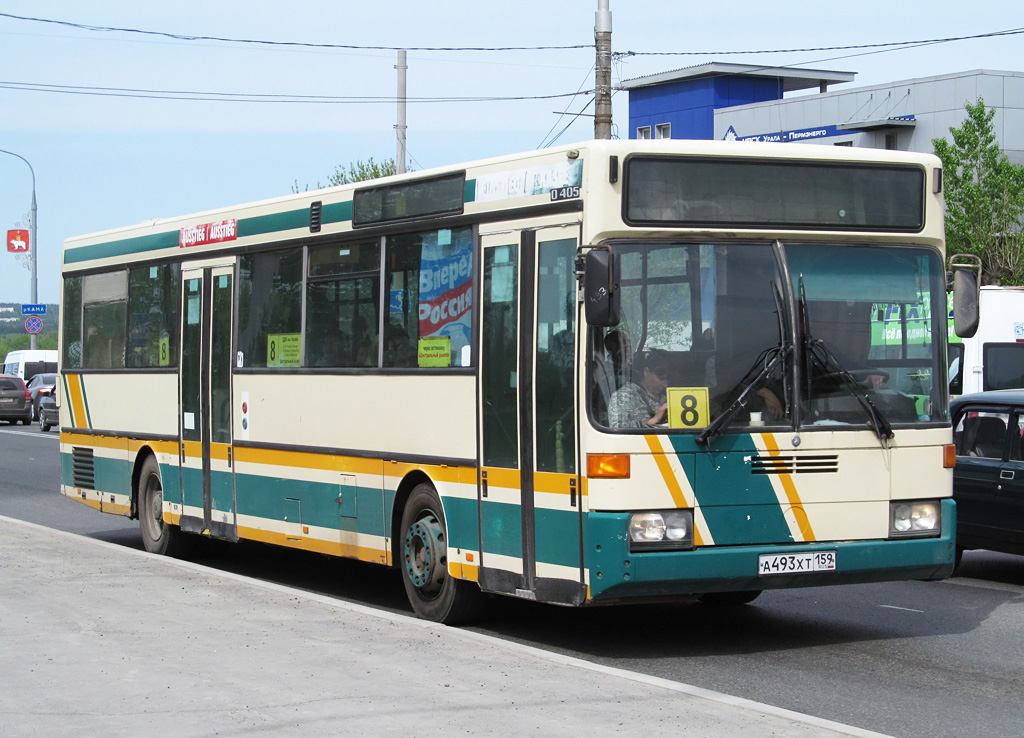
[
  {"x1": 293, "y1": 157, "x2": 404, "y2": 192},
  {"x1": 932, "y1": 98, "x2": 1024, "y2": 285},
  {"x1": 0, "y1": 333, "x2": 58, "y2": 361}
]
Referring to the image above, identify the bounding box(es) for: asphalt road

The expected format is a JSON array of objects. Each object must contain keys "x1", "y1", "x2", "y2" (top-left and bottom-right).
[{"x1": 2, "y1": 423, "x2": 1022, "y2": 738}]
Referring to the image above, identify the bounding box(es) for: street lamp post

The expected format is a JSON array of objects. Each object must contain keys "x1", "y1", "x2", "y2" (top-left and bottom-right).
[{"x1": 0, "y1": 149, "x2": 38, "y2": 350}]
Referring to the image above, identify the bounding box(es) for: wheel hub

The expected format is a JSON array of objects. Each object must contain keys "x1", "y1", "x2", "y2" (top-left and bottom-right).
[{"x1": 404, "y1": 513, "x2": 446, "y2": 594}]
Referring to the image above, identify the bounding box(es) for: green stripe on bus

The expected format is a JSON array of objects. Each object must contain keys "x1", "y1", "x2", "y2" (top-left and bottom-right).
[
  {"x1": 667, "y1": 434, "x2": 793, "y2": 545},
  {"x1": 64, "y1": 230, "x2": 180, "y2": 264},
  {"x1": 232, "y1": 472, "x2": 384, "y2": 535},
  {"x1": 64, "y1": 202, "x2": 355, "y2": 265},
  {"x1": 58, "y1": 452, "x2": 133, "y2": 496},
  {"x1": 479, "y1": 498, "x2": 524, "y2": 559},
  {"x1": 80, "y1": 375, "x2": 93, "y2": 429},
  {"x1": 61, "y1": 375, "x2": 75, "y2": 428},
  {"x1": 535, "y1": 507, "x2": 582, "y2": 568},
  {"x1": 464, "y1": 179, "x2": 476, "y2": 203}
]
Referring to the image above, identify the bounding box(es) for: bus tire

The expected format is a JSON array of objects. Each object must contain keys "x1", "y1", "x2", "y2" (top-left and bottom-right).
[
  {"x1": 399, "y1": 483, "x2": 484, "y2": 625},
  {"x1": 697, "y1": 590, "x2": 762, "y2": 606},
  {"x1": 138, "y1": 455, "x2": 188, "y2": 557}
]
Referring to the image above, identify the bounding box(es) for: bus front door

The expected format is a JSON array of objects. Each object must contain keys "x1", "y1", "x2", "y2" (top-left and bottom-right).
[
  {"x1": 478, "y1": 227, "x2": 584, "y2": 605},
  {"x1": 179, "y1": 263, "x2": 237, "y2": 541}
]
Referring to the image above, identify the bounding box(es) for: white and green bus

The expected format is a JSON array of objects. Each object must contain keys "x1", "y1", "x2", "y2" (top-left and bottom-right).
[{"x1": 59, "y1": 139, "x2": 967, "y2": 623}]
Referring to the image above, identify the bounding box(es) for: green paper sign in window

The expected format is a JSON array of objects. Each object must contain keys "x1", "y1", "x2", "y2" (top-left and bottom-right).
[
  {"x1": 418, "y1": 336, "x2": 451, "y2": 367},
  {"x1": 267, "y1": 334, "x2": 301, "y2": 367}
]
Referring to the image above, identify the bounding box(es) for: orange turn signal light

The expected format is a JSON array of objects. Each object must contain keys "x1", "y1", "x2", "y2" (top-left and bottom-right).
[
  {"x1": 943, "y1": 444, "x2": 956, "y2": 469},
  {"x1": 587, "y1": 453, "x2": 630, "y2": 479}
]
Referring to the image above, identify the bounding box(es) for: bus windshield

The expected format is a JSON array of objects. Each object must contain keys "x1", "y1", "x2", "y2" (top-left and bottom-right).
[{"x1": 590, "y1": 241, "x2": 948, "y2": 432}]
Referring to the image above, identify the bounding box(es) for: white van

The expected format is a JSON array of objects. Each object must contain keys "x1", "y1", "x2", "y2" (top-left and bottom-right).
[
  {"x1": 2, "y1": 349, "x2": 58, "y2": 382},
  {"x1": 949, "y1": 286, "x2": 1024, "y2": 396}
]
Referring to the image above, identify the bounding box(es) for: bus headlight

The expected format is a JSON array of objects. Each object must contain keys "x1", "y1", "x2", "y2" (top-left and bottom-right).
[
  {"x1": 889, "y1": 501, "x2": 941, "y2": 538},
  {"x1": 628, "y1": 510, "x2": 694, "y2": 551}
]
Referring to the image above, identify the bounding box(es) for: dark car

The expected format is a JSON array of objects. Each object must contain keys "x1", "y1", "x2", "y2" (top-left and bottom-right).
[
  {"x1": 38, "y1": 393, "x2": 59, "y2": 432},
  {"x1": 25, "y1": 372, "x2": 57, "y2": 421},
  {"x1": 950, "y1": 389, "x2": 1024, "y2": 564},
  {"x1": 0, "y1": 374, "x2": 32, "y2": 425}
]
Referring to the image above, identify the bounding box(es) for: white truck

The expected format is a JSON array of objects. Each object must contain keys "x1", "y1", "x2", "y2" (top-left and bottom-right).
[
  {"x1": 949, "y1": 286, "x2": 1024, "y2": 396},
  {"x1": 2, "y1": 349, "x2": 58, "y2": 382}
]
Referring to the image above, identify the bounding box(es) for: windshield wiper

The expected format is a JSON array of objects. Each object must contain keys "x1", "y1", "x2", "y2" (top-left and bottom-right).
[
  {"x1": 696, "y1": 345, "x2": 791, "y2": 447},
  {"x1": 806, "y1": 338, "x2": 894, "y2": 447},
  {"x1": 797, "y1": 276, "x2": 893, "y2": 447}
]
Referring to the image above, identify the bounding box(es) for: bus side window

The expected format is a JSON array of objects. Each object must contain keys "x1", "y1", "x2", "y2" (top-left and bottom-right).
[
  {"x1": 238, "y1": 250, "x2": 303, "y2": 368},
  {"x1": 384, "y1": 227, "x2": 473, "y2": 369}
]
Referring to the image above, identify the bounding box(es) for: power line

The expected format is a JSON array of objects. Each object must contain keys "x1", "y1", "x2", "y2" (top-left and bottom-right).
[
  {"x1": 0, "y1": 79, "x2": 590, "y2": 104},
  {"x1": 0, "y1": 12, "x2": 590, "y2": 52},
  {"x1": 622, "y1": 27, "x2": 1024, "y2": 56},
  {"x1": 537, "y1": 63, "x2": 596, "y2": 148}
]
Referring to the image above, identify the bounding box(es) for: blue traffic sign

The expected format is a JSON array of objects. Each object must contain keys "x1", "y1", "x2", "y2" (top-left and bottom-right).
[
  {"x1": 21, "y1": 304, "x2": 46, "y2": 315},
  {"x1": 25, "y1": 316, "x2": 42, "y2": 334}
]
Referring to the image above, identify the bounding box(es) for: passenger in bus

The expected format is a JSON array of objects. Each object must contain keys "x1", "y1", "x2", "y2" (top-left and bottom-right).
[
  {"x1": 383, "y1": 322, "x2": 417, "y2": 367},
  {"x1": 350, "y1": 316, "x2": 372, "y2": 366},
  {"x1": 593, "y1": 330, "x2": 633, "y2": 423},
  {"x1": 312, "y1": 330, "x2": 347, "y2": 367},
  {"x1": 608, "y1": 349, "x2": 670, "y2": 429}
]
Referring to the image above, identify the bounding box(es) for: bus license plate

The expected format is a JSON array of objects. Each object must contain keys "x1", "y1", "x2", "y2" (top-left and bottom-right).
[{"x1": 758, "y1": 551, "x2": 836, "y2": 576}]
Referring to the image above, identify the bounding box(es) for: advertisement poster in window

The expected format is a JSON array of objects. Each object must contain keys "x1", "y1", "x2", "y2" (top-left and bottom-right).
[{"x1": 418, "y1": 229, "x2": 472, "y2": 367}]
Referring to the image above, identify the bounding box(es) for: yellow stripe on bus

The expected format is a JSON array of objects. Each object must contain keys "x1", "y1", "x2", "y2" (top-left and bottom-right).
[
  {"x1": 233, "y1": 446, "x2": 382, "y2": 475},
  {"x1": 760, "y1": 433, "x2": 816, "y2": 542},
  {"x1": 236, "y1": 524, "x2": 389, "y2": 565},
  {"x1": 534, "y1": 471, "x2": 583, "y2": 496},
  {"x1": 481, "y1": 466, "x2": 521, "y2": 489},
  {"x1": 64, "y1": 374, "x2": 88, "y2": 430}
]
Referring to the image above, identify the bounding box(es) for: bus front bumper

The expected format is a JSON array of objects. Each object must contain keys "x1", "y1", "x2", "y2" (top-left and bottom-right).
[{"x1": 586, "y1": 498, "x2": 956, "y2": 602}]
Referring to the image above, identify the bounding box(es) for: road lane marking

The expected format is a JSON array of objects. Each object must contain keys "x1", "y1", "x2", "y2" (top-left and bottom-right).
[{"x1": 0, "y1": 429, "x2": 59, "y2": 440}]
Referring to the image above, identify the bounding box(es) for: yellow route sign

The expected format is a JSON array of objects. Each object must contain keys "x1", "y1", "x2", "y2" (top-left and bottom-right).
[{"x1": 666, "y1": 387, "x2": 710, "y2": 429}]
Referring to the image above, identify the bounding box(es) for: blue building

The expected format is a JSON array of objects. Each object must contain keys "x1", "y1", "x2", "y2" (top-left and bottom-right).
[{"x1": 622, "y1": 62, "x2": 1024, "y2": 164}]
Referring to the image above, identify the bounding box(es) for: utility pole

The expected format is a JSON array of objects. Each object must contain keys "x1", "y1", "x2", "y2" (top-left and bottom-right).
[
  {"x1": 396, "y1": 49, "x2": 408, "y2": 174},
  {"x1": 594, "y1": 0, "x2": 613, "y2": 139},
  {"x1": 0, "y1": 149, "x2": 38, "y2": 350}
]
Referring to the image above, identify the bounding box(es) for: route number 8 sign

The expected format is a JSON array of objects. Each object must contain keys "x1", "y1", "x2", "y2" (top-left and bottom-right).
[{"x1": 666, "y1": 387, "x2": 710, "y2": 429}]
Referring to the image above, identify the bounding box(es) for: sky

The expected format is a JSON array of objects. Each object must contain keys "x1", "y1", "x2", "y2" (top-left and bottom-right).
[{"x1": 0, "y1": 1, "x2": 1020, "y2": 307}]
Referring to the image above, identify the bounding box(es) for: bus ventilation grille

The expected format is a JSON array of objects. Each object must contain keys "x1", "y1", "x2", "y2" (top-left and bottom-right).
[
  {"x1": 751, "y1": 455, "x2": 839, "y2": 475},
  {"x1": 72, "y1": 447, "x2": 96, "y2": 489},
  {"x1": 309, "y1": 201, "x2": 322, "y2": 232}
]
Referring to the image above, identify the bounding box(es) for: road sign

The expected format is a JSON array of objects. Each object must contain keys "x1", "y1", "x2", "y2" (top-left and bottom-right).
[
  {"x1": 25, "y1": 316, "x2": 42, "y2": 334},
  {"x1": 7, "y1": 229, "x2": 29, "y2": 253},
  {"x1": 21, "y1": 304, "x2": 45, "y2": 315}
]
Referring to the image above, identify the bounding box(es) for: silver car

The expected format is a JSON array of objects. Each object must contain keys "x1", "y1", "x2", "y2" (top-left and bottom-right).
[{"x1": 0, "y1": 374, "x2": 32, "y2": 425}]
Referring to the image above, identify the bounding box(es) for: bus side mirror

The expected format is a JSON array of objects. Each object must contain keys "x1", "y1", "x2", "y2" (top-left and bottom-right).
[
  {"x1": 584, "y1": 249, "x2": 621, "y2": 327},
  {"x1": 949, "y1": 254, "x2": 981, "y2": 339}
]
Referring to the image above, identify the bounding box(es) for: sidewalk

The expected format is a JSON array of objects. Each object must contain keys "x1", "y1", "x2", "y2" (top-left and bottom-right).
[{"x1": 0, "y1": 516, "x2": 892, "y2": 738}]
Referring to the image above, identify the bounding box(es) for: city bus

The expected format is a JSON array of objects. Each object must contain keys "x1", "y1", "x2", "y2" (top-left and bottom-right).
[{"x1": 58, "y1": 139, "x2": 969, "y2": 623}]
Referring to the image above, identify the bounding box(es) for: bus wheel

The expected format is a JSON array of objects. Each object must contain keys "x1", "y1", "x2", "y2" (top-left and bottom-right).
[
  {"x1": 697, "y1": 590, "x2": 762, "y2": 606},
  {"x1": 138, "y1": 456, "x2": 187, "y2": 557},
  {"x1": 399, "y1": 483, "x2": 484, "y2": 625}
]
